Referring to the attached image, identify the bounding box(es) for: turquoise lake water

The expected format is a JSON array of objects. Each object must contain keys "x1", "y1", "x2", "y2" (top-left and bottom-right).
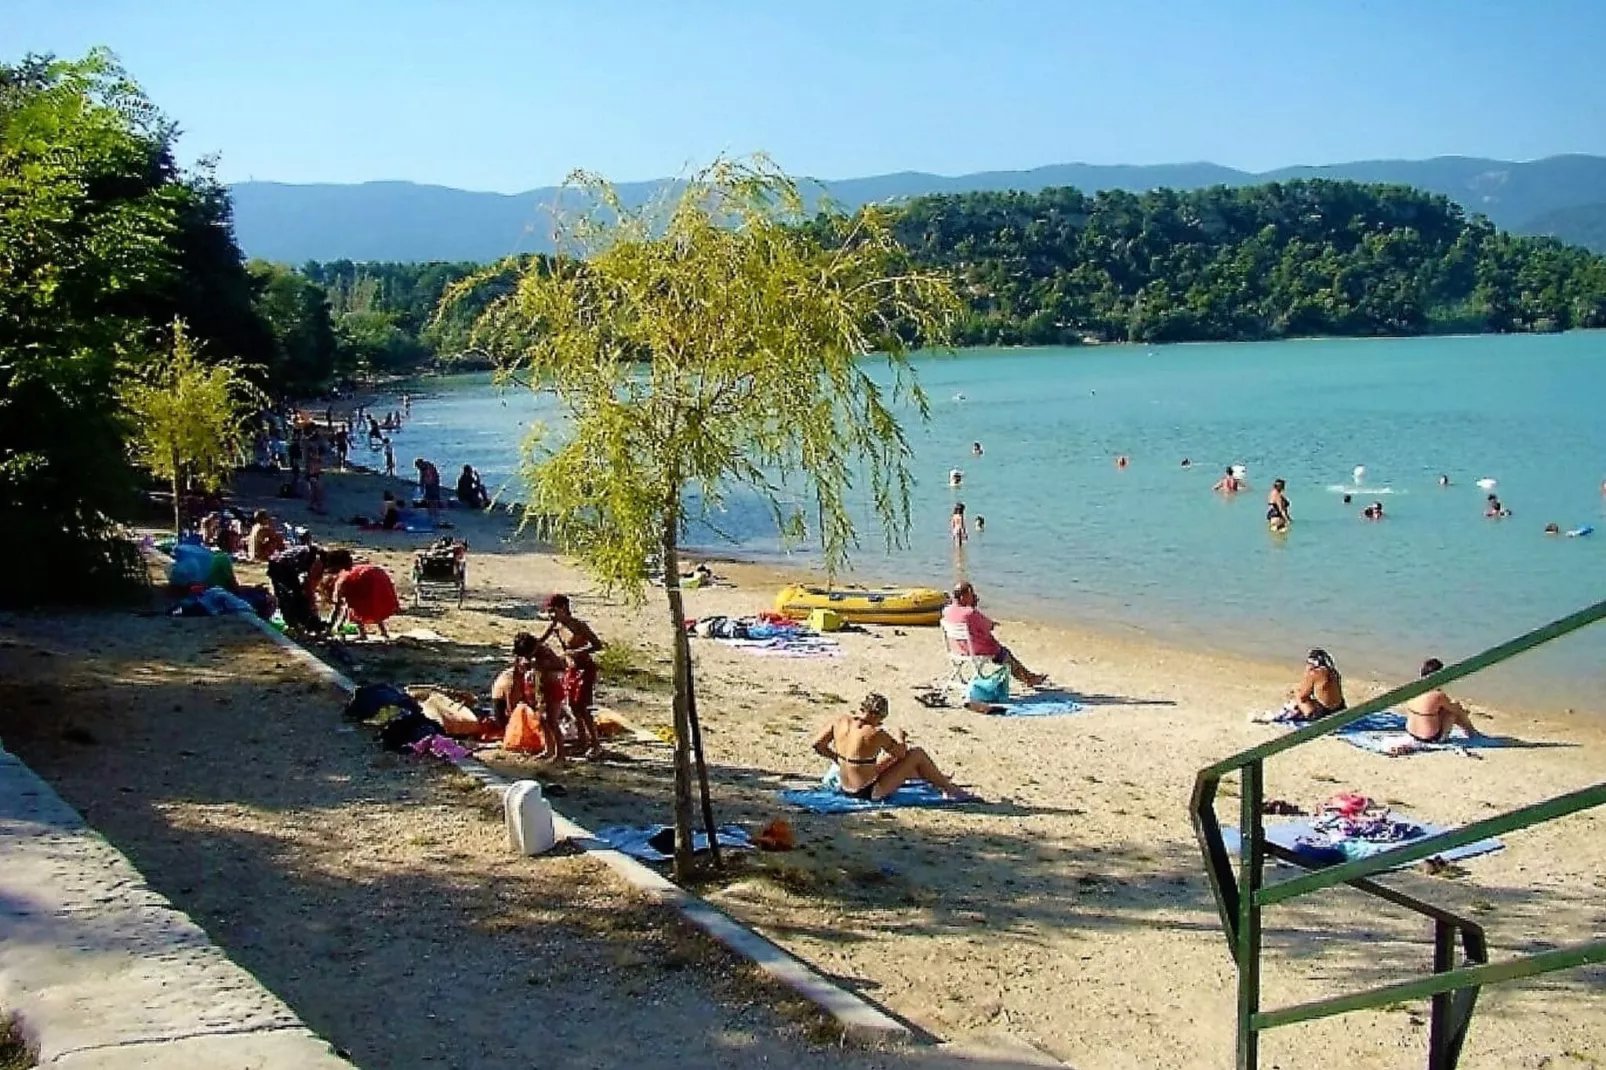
[{"x1": 394, "y1": 333, "x2": 1606, "y2": 714}]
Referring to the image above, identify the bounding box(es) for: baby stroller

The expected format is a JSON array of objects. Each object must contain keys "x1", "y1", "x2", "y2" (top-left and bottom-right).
[{"x1": 412, "y1": 538, "x2": 467, "y2": 608}]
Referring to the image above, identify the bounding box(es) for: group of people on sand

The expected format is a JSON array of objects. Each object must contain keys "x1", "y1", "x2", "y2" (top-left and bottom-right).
[
  {"x1": 1282, "y1": 647, "x2": 1481, "y2": 744},
  {"x1": 488, "y1": 595, "x2": 606, "y2": 762},
  {"x1": 807, "y1": 579, "x2": 1054, "y2": 804},
  {"x1": 265, "y1": 540, "x2": 402, "y2": 641}
]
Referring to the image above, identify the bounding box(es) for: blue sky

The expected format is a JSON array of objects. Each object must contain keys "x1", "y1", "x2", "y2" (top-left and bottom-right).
[{"x1": 7, "y1": 0, "x2": 1604, "y2": 191}]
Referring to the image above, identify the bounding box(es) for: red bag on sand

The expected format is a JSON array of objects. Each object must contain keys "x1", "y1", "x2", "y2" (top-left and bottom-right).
[
  {"x1": 1322, "y1": 792, "x2": 1372, "y2": 817},
  {"x1": 502, "y1": 702, "x2": 547, "y2": 754}
]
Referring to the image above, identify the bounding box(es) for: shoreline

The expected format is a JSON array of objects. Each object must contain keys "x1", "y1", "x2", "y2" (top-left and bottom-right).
[
  {"x1": 204, "y1": 464, "x2": 1606, "y2": 1067},
  {"x1": 242, "y1": 462, "x2": 1603, "y2": 744}
]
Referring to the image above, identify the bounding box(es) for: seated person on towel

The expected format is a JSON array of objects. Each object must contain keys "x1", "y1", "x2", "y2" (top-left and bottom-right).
[
  {"x1": 1287, "y1": 648, "x2": 1346, "y2": 720},
  {"x1": 1404, "y1": 658, "x2": 1483, "y2": 743},
  {"x1": 379, "y1": 491, "x2": 402, "y2": 530},
  {"x1": 247, "y1": 510, "x2": 286, "y2": 562},
  {"x1": 811, "y1": 693, "x2": 977, "y2": 802},
  {"x1": 942, "y1": 581, "x2": 1049, "y2": 687}
]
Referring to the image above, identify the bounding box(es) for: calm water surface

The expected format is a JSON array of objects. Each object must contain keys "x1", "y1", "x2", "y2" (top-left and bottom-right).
[{"x1": 396, "y1": 333, "x2": 1606, "y2": 713}]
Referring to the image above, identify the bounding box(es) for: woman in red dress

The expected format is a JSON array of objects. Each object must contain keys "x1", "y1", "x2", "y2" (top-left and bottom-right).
[{"x1": 326, "y1": 550, "x2": 401, "y2": 641}]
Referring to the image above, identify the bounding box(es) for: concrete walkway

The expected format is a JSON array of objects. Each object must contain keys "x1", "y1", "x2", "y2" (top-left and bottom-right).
[{"x1": 0, "y1": 742, "x2": 350, "y2": 1069}]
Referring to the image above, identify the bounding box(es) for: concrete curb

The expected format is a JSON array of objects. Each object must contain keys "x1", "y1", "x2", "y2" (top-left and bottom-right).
[
  {"x1": 241, "y1": 613, "x2": 914, "y2": 1044},
  {"x1": 0, "y1": 744, "x2": 349, "y2": 1068}
]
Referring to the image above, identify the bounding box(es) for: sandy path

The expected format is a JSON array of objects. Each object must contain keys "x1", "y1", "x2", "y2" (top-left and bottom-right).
[
  {"x1": 201, "y1": 467, "x2": 1606, "y2": 1068},
  {"x1": 4, "y1": 612, "x2": 1044, "y2": 1070}
]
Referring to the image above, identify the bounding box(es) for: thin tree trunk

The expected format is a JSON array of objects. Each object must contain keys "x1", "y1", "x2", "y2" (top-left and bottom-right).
[
  {"x1": 659, "y1": 517, "x2": 698, "y2": 881},
  {"x1": 684, "y1": 659, "x2": 721, "y2": 867},
  {"x1": 171, "y1": 451, "x2": 183, "y2": 535}
]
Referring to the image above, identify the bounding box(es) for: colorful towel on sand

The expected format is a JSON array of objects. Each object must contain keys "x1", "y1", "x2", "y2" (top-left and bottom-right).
[
  {"x1": 1222, "y1": 815, "x2": 1502, "y2": 868},
  {"x1": 1258, "y1": 710, "x2": 1499, "y2": 757},
  {"x1": 985, "y1": 690, "x2": 1086, "y2": 717},
  {"x1": 593, "y1": 824, "x2": 753, "y2": 862},
  {"x1": 718, "y1": 636, "x2": 842, "y2": 658},
  {"x1": 778, "y1": 767, "x2": 958, "y2": 814},
  {"x1": 1334, "y1": 712, "x2": 1501, "y2": 757}
]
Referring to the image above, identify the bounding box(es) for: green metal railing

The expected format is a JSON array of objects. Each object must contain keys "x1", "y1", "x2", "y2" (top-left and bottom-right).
[{"x1": 1190, "y1": 597, "x2": 1606, "y2": 1070}]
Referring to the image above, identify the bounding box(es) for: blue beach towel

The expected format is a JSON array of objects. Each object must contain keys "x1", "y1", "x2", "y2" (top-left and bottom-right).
[
  {"x1": 985, "y1": 690, "x2": 1086, "y2": 717},
  {"x1": 593, "y1": 824, "x2": 753, "y2": 862},
  {"x1": 1333, "y1": 712, "x2": 1502, "y2": 757},
  {"x1": 1222, "y1": 817, "x2": 1502, "y2": 869},
  {"x1": 778, "y1": 767, "x2": 959, "y2": 814}
]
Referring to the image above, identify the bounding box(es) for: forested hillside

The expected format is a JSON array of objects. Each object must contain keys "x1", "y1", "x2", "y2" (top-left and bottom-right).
[
  {"x1": 886, "y1": 181, "x2": 1606, "y2": 345},
  {"x1": 1523, "y1": 202, "x2": 1606, "y2": 254}
]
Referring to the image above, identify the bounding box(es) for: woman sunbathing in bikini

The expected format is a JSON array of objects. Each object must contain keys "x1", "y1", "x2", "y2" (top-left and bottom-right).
[
  {"x1": 810, "y1": 693, "x2": 977, "y2": 802},
  {"x1": 1403, "y1": 658, "x2": 1483, "y2": 743},
  {"x1": 1288, "y1": 648, "x2": 1346, "y2": 720}
]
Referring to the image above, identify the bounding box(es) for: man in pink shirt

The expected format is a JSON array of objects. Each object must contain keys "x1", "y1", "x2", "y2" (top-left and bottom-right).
[{"x1": 942, "y1": 582, "x2": 1048, "y2": 687}]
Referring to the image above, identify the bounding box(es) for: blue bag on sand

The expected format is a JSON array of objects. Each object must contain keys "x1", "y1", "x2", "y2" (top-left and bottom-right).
[{"x1": 967, "y1": 667, "x2": 1010, "y2": 705}]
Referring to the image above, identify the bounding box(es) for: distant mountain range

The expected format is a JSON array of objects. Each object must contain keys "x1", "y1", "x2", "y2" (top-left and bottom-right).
[{"x1": 229, "y1": 154, "x2": 1606, "y2": 263}]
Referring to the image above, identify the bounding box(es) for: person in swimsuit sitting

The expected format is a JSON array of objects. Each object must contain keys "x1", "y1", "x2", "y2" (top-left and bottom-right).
[
  {"x1": 1288, "y1": 648, "x2": 1346, "y2": 720},
  {"x1": 810, "y1": 693, "x2": 976, "y2": 802},
  {"x1": 490, "y1": 632, "x2": 540, "y2": 732},
  {"x1": 1403, "y1": 658, "x2": 1482, "y2": 743}
]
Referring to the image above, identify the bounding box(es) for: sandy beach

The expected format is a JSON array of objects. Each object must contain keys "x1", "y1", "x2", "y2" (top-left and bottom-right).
[
  {"x1": 158, "y1": 461, "x2": 1598, "y2": 1070},
  {"x1": 6, "y1": 458, "x2": 1599, "y2": 1069}
]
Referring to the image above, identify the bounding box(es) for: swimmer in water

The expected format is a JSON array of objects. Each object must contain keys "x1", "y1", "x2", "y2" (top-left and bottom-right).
[
  {"x1": 948, "y1": 468, "x2": 963, "y2": 488},
  {"x1": 1362, "y1": 501, "x2": 1384, "y2": 520},
  {"x1": 972, "y1": 441, "x2": 983, "y2": 457},
  {"x1": 1342, "y1": 494, "x2": 1353, "y2": 505},
  {"x1": 975, "y1": 515, "x2": 985, "y2": 533},
  {"x1": 950, "y1": 502, "x2": 968, "y2": 545},
  {"x1": 1266, "y1": 479, "x2": 1292, "y2": 526},
  {"x1": 1213, "y1": 466, "x2": 1243, "y2": 494},
  {"x1": 1181, "y1": 458, "x2": 1192, "y2": 468},
  {"x1": 1544, "y1": 523, "x2": 1561, "y2": 535},
  {"x1": 1116, "y1": 455, "x2": 1129, "y2": 469},
  {"x1": 1484, "y1": 494, "x2": 1511, "y2": 518},
  {"x1": 1438, "y1": 474, "x2": 1450, "y2": 487}
]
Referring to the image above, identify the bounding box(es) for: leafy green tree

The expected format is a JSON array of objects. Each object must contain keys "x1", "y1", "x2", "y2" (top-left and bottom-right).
[
  {"x1": 885, "y1": 179, "x2": 1606, "y2": 346},
  {"x1": 249, "y1": 260, "x2": 344, "y2": 393},
  {"x1": 122, "y1": 321, "x2": 263, "y2": 533},
  {"x1": 448, "y1": 157, "x2": 959, "y2": 878},
  {"x1": 0, "y1": 50, "x2": 187, "y2": 602}
]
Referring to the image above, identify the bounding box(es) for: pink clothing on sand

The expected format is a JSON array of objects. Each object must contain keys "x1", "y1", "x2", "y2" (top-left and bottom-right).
[{"x1": 942, "y1": 603, "x2": 1001, "y2": 657}]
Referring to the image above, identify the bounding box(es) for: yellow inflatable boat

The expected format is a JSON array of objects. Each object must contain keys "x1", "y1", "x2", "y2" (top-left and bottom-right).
[{"x1": 774, "y1": 584, "x2": 947, "y2": 626}]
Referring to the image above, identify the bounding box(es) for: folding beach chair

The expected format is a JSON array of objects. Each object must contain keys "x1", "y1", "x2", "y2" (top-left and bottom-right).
[
  {"x1": 939, "y1": 617, "x2": 1004, "y2": 694},
  {"x1": 412, "y1": 539, "x2": 467, "y2": 608}
]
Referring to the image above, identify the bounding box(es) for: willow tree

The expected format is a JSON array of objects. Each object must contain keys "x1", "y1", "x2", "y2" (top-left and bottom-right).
[
  {"x1": 446, "y1": 156, "x2": 959, "y2": 878},
  {"x1": 123, "y1": 320, "x2": 263, "y2": 533}
]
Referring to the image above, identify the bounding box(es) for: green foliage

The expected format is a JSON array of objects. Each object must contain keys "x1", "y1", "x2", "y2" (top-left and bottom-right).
[
  {"x1": 299, "y1": 257, "x2": 530, "y2": 372},
  {"x1": 121, "y1": 320, "x2": 264, "y2": 532},
  {"x1": 451, "y1": 156, "x2": 960, "y2": 594},
  {"x1": 247, "y1": 259, "x2": 345, "y2": 394},
  {"x1": 0, "y1": 49, "x2": 184, "y2": 604},
  {"x1": 885, "y1": 181, "x2": 1606, "y2": 345},
  {"x1": 447, "y1": 156, "x2": 959, "y2": 875}
]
